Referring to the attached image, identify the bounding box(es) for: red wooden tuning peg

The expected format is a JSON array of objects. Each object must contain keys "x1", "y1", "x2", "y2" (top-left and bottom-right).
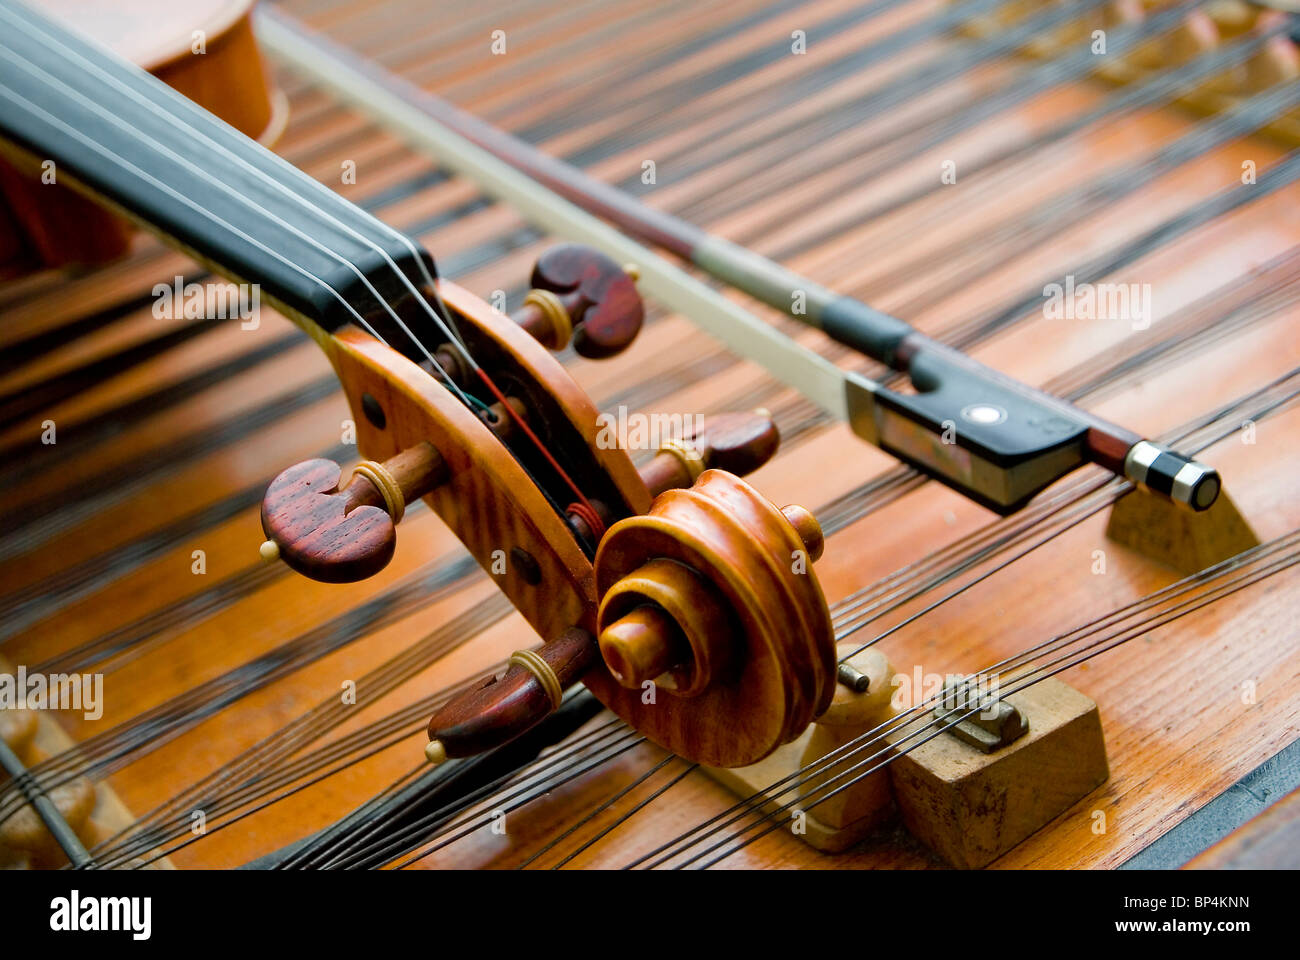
[
  {"x1": 529, "y1": 243, "x2": 643, "y2": 358},
  {"x1": 638, "y1": 409, "x2": 780, "y2": 496},
  {"x1": 260, "y1": 443, "x2": 445, "y2": 583}
]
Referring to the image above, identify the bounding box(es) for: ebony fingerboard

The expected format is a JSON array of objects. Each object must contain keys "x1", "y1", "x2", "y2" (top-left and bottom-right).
[{"x1": 0, "y1": 0, "x2": 435, "y2": 334}]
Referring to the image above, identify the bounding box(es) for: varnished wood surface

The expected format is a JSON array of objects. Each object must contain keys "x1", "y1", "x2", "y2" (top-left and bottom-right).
[
  {"x1": 0, "y1": 0, "x2": 1297, "y2": 869},
  {"x1": 0, "y1": 0, "x2": 280, "y2": 272}
]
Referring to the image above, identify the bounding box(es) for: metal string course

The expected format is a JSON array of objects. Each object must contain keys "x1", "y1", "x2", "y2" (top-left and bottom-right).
[{"x1": 4, "y1": 0, "x2": 1298, "y2": 868}]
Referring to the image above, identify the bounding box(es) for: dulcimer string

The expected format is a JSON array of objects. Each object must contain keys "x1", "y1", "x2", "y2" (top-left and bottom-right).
[
  {"x1": 387, "y1": 530, "x2": 1300, "y2": 870},
  {"x1": 12, "y1": 320, "x2": 1300, "y2": 853},
  {"x1": 330, "y1": 722, "x2": 646, "y2": 870},
  {"x1": 629, "y1": 532, "x2": 1300, "y2": 869},
  {"x1": 89, "y1": 624, "x2": 513, "y2": 867},
  {"x1": 824, "y1": 360, "x2": 1300, "y2": 641},
  {"x1": 5, "y1": 235, "x2": 1294, "y2": 863},
  {"x1": 551, "y1": 383, "x2": 1298, "y2": 868},
  {"x1": 5, "y1": 0, "x2": 1294, "y2": 863},
  {"x1": 339, "y1": 371, "x2": 1300, "y2": 870},
  {"x1": 731, "y1": 10, "x2": 1280, "y2": 245},
  {"x1": 631, "y1": 370, "x2": 1300, "y2": 865},
  {"x1": 96, "y1": 323, "x2": 1300, "y2": 868},
  {"x1": 868, "y1": 81, "x2": 1300, "y2": 316},
  {"x1": 74, "y1": 317, "x2": 1300, "y2": 866},
  {"x1": 130, "y1": 714, "x2": 639, "y2": 870},
  {"x1": 699, "y1": 547, "x2": 1300, "y2": 868},
  {"x1": 14, "y1": 228, "x2": 1290, "y2": 665},
  {"x1": 832, "y1": 365, "x2": 1300, "y2": 649},
  {"x1": 0, "y1": 555, "x2": 492, "y2": 825},
  {"x1": 0, "y1": 1, "x2": 1277, "y2": 612}
]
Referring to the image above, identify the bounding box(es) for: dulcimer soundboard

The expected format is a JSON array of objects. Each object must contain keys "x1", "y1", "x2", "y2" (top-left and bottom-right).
[{"x1": 0, "y1": 0, "x2": 1296, "y2": 903}]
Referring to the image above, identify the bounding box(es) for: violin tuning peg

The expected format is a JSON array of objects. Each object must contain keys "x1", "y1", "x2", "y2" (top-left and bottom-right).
[
  {"x1": 689, "y1": 409, "x2": 780, "y2": 476},
  {"x1": 260, "y1": 443, "x2": 446, "y2": 583},
  {"x1": 425, "y1": 627, "x2": 600, "y2": 762},
  {"x1": 640, "y1": 409, "x2": 780, "y2": 495},
  {"x1": 525, "y1": 243, "x2": 643, "y2": 358}
]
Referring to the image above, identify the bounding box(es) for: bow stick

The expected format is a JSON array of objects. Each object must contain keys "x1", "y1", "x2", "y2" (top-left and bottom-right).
[{"x1": 257, "y1": 5, "x2": 1223, "y2": 515}]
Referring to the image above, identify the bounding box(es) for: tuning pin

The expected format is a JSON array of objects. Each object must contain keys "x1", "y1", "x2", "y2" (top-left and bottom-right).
[
  {"x1": 260, "y1": 442, "x2": 446, "y2": 583},
  {"x1": 513, "y1": 243, "x2": 643, "y2": 357}
]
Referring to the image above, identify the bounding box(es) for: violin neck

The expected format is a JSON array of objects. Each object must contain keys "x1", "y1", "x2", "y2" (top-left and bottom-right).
[{"x1": 0, "y1": 0, "x2": 435, "y2": 338}]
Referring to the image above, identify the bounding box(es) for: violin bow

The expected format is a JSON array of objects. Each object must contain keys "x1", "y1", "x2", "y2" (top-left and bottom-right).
[{"x1": 258, "y1": 4, "x2": 1227, "y2": 516}]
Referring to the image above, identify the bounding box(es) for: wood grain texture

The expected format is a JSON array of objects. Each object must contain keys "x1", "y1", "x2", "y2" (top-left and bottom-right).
[{"x1": 0, "y1": 0, "x2": 1297, "y2": 871}]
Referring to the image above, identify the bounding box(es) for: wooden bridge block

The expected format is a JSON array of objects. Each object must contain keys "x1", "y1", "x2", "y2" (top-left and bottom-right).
[
  {"x1": 704, "y1": 648, "x2": 898, "y2": 853},
  {"x1": 1106, "y1": 486, "x2": 1260, "y2": 576},
  {"x1": 888, "y1": 679, "x2": 1108, "y2": 869}
]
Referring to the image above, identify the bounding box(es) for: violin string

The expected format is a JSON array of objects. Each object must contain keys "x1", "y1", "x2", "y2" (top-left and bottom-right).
[
  {"x1": 0, "y1": 4, "x2": 479, "y2": 379},
  {"x1": 0, "y1": 85, "x2": 484, "y2": 426},
  {"x1": 28, "y1": 0, "x2": 619, "y2": 542},
  {"x1": 3, "y1": 2, "x2": 612, "y2": 532},
  {"x1": 0, "y1": 37, "x2": 485, "y2": 419}
]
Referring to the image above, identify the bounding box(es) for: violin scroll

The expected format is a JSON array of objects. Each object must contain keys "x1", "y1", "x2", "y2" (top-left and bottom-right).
[
  {"x1": 426, "y1": 470, "x2": 837, "y2": 769},
  {"x1": 586, "y1": 470, "x2": 836, "y2": 767}
]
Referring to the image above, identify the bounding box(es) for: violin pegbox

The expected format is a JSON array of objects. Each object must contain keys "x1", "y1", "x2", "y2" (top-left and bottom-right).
[{"x1": 258, "y1": 243, "x2": 651, "y2": 637}]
